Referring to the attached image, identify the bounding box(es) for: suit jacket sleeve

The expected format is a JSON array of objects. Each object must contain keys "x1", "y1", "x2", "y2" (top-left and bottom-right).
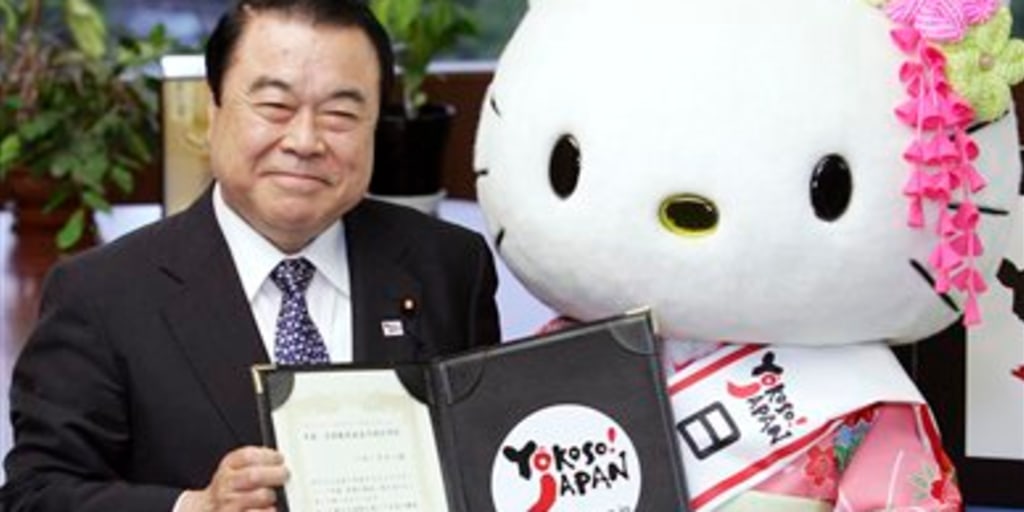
[
  {"x1": 2, "y1": 262, "x2": 181, "y2": 511},
  {"x1": 467, "y1": 233, "x2": 501, "y2": 350}
]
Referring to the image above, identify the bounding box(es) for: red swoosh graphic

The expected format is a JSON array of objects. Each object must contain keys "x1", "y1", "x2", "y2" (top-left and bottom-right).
[
  {"x1": 529, "y1": 474, "x2": 557, "y2": 512},
  {"x1": 727, "y1": 381, "x2": 760, "y2": 399}
]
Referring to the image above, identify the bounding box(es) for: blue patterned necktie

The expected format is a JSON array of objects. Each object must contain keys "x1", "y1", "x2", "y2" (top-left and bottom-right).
[{"x1": 270, "y1": 258, "x2": 330, "y2": 365}]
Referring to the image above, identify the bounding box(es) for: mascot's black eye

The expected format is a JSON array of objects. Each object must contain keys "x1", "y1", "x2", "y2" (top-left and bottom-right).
[
  {"x1": 810, "y1": 154, "x2": 853, "y2": 222},
  {"x1": 549, "y1": 134, "x2": 581, "y2": 199}
]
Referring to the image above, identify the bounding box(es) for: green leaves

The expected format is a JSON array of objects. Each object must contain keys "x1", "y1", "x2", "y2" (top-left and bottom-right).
[
  {"x1": 81, "y1": 189, "x2": 110, "y2": 211},
  {"x1": 65, "y1": 0, "x2": 107, "y2": 59},
  {"x1": 56, "y1": 208, "x2": 85, "y2": 250},
  {"x1": 19, "y1": 111, "x2": 62, "y2": 142},
  {"x1": 0, "y1": 0, "x2": 17, "y2": 41},
  {"x1": 109, "y1": 163, "x2": 134, "y2": 193},
  {"x1": 0, "y1": 134, "x2": 21, "y2": 176},
  {"x1": 117, "y1": 24, "x2": 171, "y2": 68},
  {"x1": 372, "y1": 0, "x2": 421, "y2": 40},
  {"x1": 2, "y1": 0, "x2": 173, "y2": 251},
  {"x1": 369, "y1": 0, "x2": 477, "y2": 117}
]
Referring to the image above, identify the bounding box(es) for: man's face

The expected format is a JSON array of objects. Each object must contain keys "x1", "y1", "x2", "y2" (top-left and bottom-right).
[{"x1": 207, "y1": 11, "x2": 381, "y2": 252}]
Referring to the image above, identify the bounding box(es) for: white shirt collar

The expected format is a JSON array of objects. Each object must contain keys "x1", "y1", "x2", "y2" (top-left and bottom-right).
[{"x1": 212, "y1": 183, "x2": 350, "y2": 301}]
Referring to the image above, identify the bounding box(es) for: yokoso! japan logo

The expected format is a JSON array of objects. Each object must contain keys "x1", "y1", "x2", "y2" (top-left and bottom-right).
[
  {"x1": 491, "y1": 404, "x2": 641, "y2": 512},
  {"x1": 726, "y1": 351, "x2": 807, "y2": 445}
]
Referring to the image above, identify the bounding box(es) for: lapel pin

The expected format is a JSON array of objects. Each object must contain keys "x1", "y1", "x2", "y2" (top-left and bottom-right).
[
  {"x1": 381, "y1": 319, "x2": 405, "y2": 337},
  {"x1": 401, "y1": 297, "x2": 417, "y2": 314}
]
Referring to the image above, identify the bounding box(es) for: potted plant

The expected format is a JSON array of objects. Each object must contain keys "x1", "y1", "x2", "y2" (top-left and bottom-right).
[
  {"x1": 0, "y1": 0, "x2": 171, "y2": 250},
  {"x1": 368, "y1": 0, "x2": 477, "y2": 210}
]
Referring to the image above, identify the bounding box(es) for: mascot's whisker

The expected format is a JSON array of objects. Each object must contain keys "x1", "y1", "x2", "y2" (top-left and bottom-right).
[
  {"x1": 489, "y1": 96, "x2": 502, "y2": 118},
  {"x1": 910, "y1": 259, "x2": 960, "y2": 314},
  {"x1": 946, "y1": 202, "x2": 1010, "y2": 216},
  {"x1": 966, "y1": 110, "x2": 1010, "y2": 134},
  {"x1": 494, "y1": 228, "x2": 506, "y2": 252}
]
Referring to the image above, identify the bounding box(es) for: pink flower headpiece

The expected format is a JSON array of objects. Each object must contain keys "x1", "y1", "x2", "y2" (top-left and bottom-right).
[
  {"x1": 883, "y1": 0, "x2": 1000, "y2": 326},
  {"x1": 886, "y1": 0, "x2": 998, "y2": 41}
]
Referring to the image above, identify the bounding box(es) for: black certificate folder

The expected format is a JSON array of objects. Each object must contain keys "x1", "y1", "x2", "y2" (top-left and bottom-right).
[{"x1": 253, "y1": 311, "x2": 690, "y2": 512}]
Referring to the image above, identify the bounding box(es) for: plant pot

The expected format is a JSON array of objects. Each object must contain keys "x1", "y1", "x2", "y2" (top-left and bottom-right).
[
  {"x1": 6, "y1": 168, "x2": 97, "y2": 248},
  {"x1": 370, "y1": 103, "x2": 455, "y2": 197}
]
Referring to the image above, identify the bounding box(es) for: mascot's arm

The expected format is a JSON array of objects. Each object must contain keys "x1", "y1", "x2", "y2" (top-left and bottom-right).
[{"x1": 537, "y1": 316, "x2": 578, "y2": 334}]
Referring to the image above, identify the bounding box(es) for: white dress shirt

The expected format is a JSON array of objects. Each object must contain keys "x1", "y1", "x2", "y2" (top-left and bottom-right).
[
  {"x1": 172, "y1": 186, "x2": 355, "y2": 511},
  {"x1": 212, "y1": 183, "x2": 353, "y2": 363}
]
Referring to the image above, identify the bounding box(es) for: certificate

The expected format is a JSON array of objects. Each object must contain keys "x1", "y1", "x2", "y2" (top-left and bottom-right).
[
  {"x1": 253, "y1": 366, "x2": 449, "y2": 512},
  {"x1": 253, "y1": 311, "x2": 690, "y2": 512}
]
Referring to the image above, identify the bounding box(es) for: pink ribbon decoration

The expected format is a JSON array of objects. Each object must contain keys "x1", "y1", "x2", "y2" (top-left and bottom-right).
[
  {"x1": 961, "y1": 0, "x2": 999, "y2": 24},
  {"x1": 892, "y1": 26, "x2": 924, "y2": 53},
  {"x1": 889, "y1": 11, "x2": 991, "y2": 326},
  {"x1": 930, "y1": 241, "x2": 965, "y2": 272},
  {"x1": 963, "y1": 293, "x2": 981, "y2": 325},
  {"x1": 886, "y1": 0, "x2": 961, "y2": 40},
  {"x1": 885, "y1": 0, "x2": 996, "y2": 42},
  {"x1": 951, "y1": 200, "x2": 980, "y2": 230},
  {"x1": 938, "y1": 207, "x2": 958, "y2": 236},
  {"x1": 916, "y1": 0, "x2": 968, "y2": 41},
  {"x1": 955, "y1": 163, "x2": 987, "y2": 192},
  {"x1": 953, "y1": 266, "x2": 988, "y2": 293}
]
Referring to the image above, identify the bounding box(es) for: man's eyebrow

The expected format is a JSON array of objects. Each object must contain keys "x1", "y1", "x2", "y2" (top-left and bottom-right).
[
  {"x1": 247, "y1": 77, "x2": 367, "y2": 106},
  {"x1": 248, "y1": 76, "x2": 292, "y2": 95},
  {"x1": 323, "y1": 88, "x2": 367, "y2": 105}
]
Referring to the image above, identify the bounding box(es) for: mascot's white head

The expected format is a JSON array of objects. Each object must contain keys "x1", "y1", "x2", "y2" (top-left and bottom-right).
[{"x1": 475, "y1": 0, "x2": 1024, "y2": 346}]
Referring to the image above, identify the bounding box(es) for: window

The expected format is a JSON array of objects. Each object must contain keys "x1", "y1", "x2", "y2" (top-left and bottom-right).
[
  {"x1": 1014, "y1": 0, "x2": 1024, "y2": 39},
  {"x1": 449, "y1": 0, "x2": 526, "y2": 60},
  {"x1": 99, "y1": 0, "x2": 222, "y2": 48},
  {"x1": 99, "y1": 0, "x2": 526, "y2": 60}
]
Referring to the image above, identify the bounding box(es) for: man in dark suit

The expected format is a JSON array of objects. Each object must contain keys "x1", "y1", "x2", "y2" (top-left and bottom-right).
[{"x1": 1, "y1": 1, "x2": 500, "y2": 510}]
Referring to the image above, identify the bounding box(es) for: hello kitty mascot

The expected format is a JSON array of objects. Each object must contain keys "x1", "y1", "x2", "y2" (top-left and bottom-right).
[{"x1": 474, "y1": 0, "x2": 1024, "y2": 509}]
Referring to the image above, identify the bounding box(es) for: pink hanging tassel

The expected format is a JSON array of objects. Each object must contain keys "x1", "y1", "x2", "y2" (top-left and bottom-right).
[{"x1": 889, "y1": 9, "x2": 991, "y2": 327}]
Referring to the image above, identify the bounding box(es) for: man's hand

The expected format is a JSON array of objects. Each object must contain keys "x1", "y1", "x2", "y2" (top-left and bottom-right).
[{"x1": 179, "y1": 446, "x2": 289, "y2": 512}]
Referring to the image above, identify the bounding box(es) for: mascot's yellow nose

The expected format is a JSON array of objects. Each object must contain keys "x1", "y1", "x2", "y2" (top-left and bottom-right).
[{"x1": 659, "y1": 194, "x2": 718, "y2": 237}]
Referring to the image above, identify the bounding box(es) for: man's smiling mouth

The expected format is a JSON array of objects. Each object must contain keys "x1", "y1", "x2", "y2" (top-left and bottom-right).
[{"x1": 265, "y1": 170, "x2": 333, "y2": 188}]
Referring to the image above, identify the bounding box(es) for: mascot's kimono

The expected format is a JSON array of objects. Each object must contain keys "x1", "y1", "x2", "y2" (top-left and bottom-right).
[{"x1": 474, "y1": 0, "x2": 1024, "y2": 509}]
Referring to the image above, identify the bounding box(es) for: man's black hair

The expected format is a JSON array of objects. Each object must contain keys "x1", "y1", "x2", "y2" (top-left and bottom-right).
[{"x1": 204, "y1": 0, "x2": 395, "y2": 108}]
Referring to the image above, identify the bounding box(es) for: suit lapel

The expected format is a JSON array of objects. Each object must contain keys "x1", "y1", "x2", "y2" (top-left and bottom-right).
[
  {"x1": 346, "y1": 201, "x2": 424, "y2": 364},
  {"x1": 152, "y1": 195, "x2": 427, "y2": 445},
  {"x1": 158, "y1": 189, "x2": 268, "y2": 445}
]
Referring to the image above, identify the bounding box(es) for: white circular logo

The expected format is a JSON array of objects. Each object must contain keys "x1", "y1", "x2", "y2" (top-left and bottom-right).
[{"x1": 491, "y1": 404, "x2": 641, "y2": 512}]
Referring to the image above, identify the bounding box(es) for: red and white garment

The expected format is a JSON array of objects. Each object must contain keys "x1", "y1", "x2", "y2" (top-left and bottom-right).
[{"x1": 666, "y1": 341, "x2": 960, "y2": 511}]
